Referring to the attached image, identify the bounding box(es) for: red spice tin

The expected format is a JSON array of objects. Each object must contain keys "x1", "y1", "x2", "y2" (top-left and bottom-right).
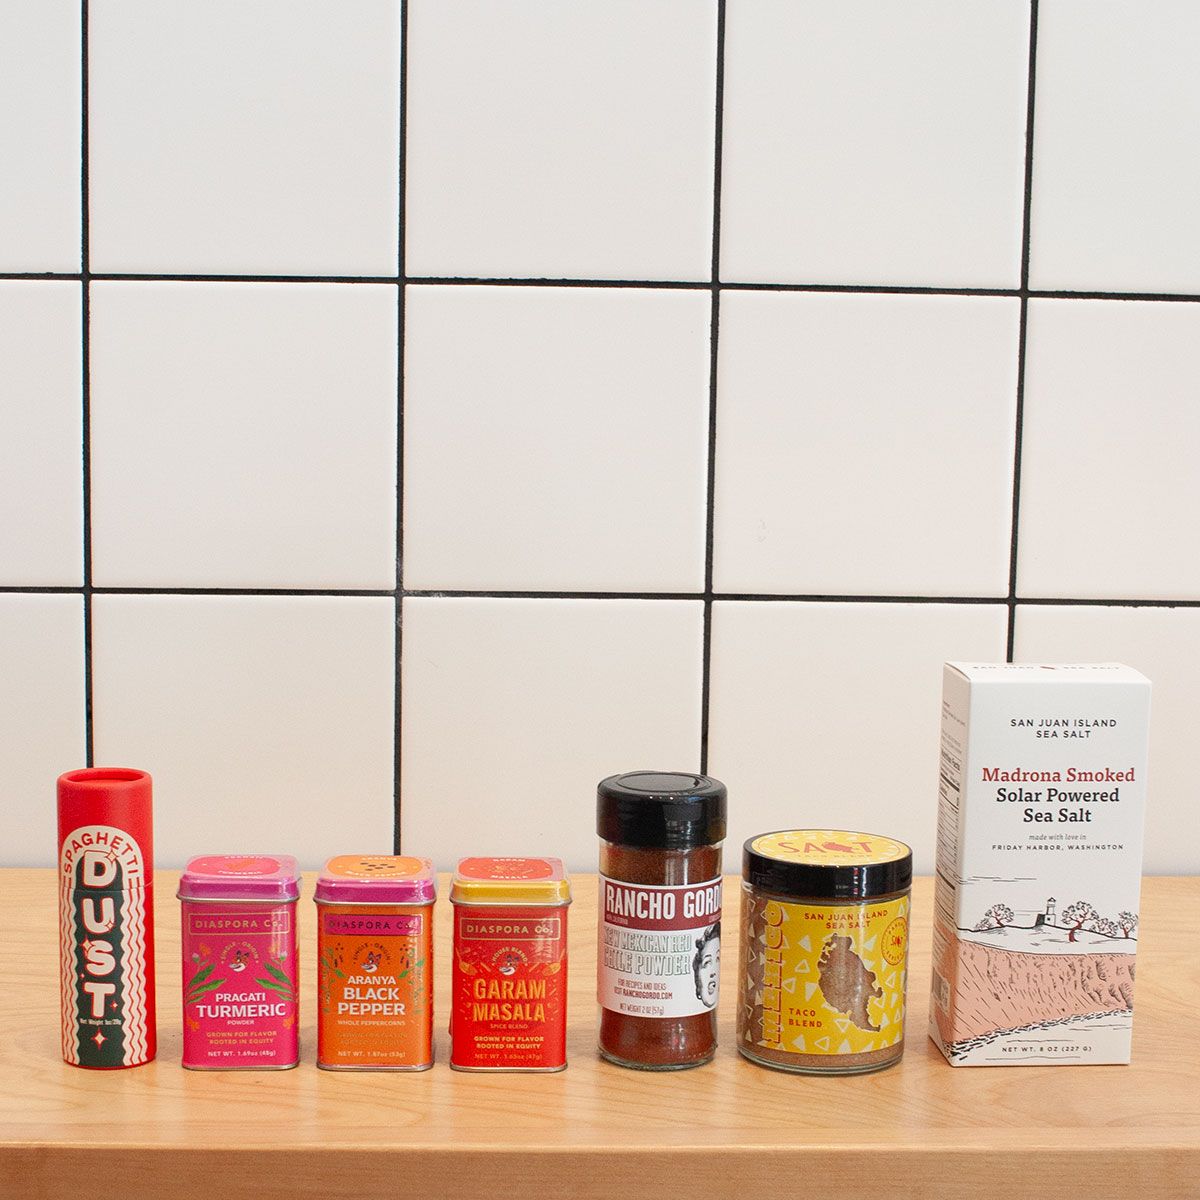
[
  {"x1": 57, "y1": 768, "x2": 156, "y2": 1069},
  {"x1": 449, "y1": 857, "x2": 571, "y2": 1072}
]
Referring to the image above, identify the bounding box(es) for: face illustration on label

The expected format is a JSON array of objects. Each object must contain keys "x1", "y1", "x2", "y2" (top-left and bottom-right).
[{"x1": 693, "y1": 923, "x2": 721, "y2": 1010}]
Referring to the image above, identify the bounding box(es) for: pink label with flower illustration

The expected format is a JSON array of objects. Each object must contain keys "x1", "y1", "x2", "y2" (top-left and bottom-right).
[{"x1": 180, "y1": 902, "x2": 299, "y2": 1069}]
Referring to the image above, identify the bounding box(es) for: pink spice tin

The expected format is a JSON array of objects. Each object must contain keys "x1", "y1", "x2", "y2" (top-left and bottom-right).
[{"x1": 178, "y1": 855, "x2": 301, "y2": 1070}]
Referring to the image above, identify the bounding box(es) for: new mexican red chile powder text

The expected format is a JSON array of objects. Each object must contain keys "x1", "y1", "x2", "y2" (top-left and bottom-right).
[{"x1": 596, "y1": 772, "x2": 727, "y2": 1070}]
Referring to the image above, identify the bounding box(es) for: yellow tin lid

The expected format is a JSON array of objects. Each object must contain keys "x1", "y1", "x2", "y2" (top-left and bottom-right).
[{"x1": 450, "y1": 856, "x2": 571, "y2": 905}]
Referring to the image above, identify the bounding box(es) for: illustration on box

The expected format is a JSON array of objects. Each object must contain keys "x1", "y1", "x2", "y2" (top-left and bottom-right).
[{"x1": 934, "y1": 884, "x2": 1138, "y2": 1064}]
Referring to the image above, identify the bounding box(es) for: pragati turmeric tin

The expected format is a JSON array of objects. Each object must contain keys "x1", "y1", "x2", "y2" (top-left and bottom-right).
[
  {"x1": 315, "y1": 855, "x2": 435, "y2": 1071},
  {"x1": 738, "y1": 829, "x2": 912, "y2": 1075},
  {"x1": 178, "y1": 855, "x2": 301, "y2": 1070},
  {"x1": 450, "y1": 857, "x2": 571, "y2": 1072}
]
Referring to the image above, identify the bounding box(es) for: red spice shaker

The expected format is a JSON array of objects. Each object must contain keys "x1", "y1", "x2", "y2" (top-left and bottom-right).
[{"x1": 597, "y1": 772, "x2": 727, "y2": 1070}]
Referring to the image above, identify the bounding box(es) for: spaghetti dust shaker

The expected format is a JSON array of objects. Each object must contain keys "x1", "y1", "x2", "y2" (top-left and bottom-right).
[
  {"x1": 58, "y1": 768, "x2": 156, "y2": 1068},
  {"x1": 449, "y1": 857, "x2": 571, "y2": 1072},
  {"x1": 178, "y1": 855, "x2": 300, "y2": 1070},
  {"x1": 315, "y1": 855, "x2": 435, "y2": 1071}
]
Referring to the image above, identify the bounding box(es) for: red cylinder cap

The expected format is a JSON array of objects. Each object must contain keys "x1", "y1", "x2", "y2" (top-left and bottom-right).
[{"x1": 57, "y1": 768, "x2": 154, "y2": 872}]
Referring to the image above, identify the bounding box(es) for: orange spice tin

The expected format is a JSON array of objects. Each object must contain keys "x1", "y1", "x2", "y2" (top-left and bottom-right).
[
  {"x1": 449, "y1": 857, "x2": 571, "y2": 1072},
  {"x1": 314, "y1": 855, "x2": 435, "y2": 1071}
]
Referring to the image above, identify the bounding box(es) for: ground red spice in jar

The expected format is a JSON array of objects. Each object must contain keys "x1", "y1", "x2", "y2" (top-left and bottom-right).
[{"x1": 597, "y1": 772, "x2": 727, "y2": 1070}]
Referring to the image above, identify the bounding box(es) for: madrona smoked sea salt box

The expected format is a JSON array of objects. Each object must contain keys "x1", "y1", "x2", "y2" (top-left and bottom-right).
[{"x1": 930, "y1": 663, "x2": 1150, "y2": 1066}]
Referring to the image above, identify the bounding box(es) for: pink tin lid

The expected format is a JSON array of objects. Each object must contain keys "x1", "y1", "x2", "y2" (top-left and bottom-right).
[
  {"x1": 178, "y1": 854, "x2": 301, "y2": 902},
  {"x1": 314, "y1": 855, "x2": 436, "y2": 905}
]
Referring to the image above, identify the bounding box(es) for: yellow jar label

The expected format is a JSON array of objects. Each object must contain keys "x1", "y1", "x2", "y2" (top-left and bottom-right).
[
  {"x1": 739, "y1": 891, "x2": 909, "y2": 1058},
  {"x1": 750, "y1": 829, "x2": 909, "y2": 867}
]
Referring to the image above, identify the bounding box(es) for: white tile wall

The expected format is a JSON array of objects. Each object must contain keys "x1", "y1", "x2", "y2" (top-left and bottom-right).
[
  {"x1": 90, "y1": 282, "x2": 397, "y2": 589},
  {"x1": 0, "y1": 595, "x2": 85, "y2": 865},
  {"x1": 405, "y1": 1, "x2": 717, "y2": 280},
  {"x1": 401, "y1": 597, "x2": 703, "y2": 867},
  {"x1": 713, "y1": 292, "x2": 1019, "y2": 595},
  {"x1": 92, "y1": 595, "x2": 396, "y2": 865},
  {"x1": 1018, "y1": 300, "x2": 1200, "y2": 599},
  {"x1": 721, "y1": 1, "x2": 1030, "y2": 287},
  {"x1": 0, "y1": 0, "x2": 80, "y2": 272},
  {"x1": 404, "y1": 286, "x2": 710, "y2": 591},
  {"x1": 1014, "y1": 605, "x2": 1200, "y2": 875},
  {"x1": 708, "y1": 602, "x2": 1009, "y2": 875},
  {"x1": 89, "y1": 0, "x2": 401, "y2": 275},
  {"x1": 1030, "y1": 1, "x2": 1200, "y2": 292},
  {"x1": 0, "y1": 283, "x2": 82, "y2": 584},
  {"x1": 1, "y1": 1, "x2": 1197, "y2": 875}
]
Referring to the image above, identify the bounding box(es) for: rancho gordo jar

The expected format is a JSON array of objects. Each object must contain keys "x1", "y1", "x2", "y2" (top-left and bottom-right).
[
  {"x1": 597, "y1": 772, "x2": 726, "y2": 1070},
  {"x1": 57, "y1": 768, "x2": 156, "y2": 1069},
  {"x1": 314, "y1": 855, "x2": 435, "y2": 1071},
  {"x1": 738, "y1": 829, "x2": 912, "y2": 1074},
  {"x1": 178, "y1": 855, "x2": 300, "y2": 1070},
  {"x1": 450, "y1": 857, "x2": 571, "y2": 1072}
]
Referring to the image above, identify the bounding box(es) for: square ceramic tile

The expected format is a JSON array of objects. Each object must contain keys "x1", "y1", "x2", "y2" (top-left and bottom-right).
[
  {"x1": 708, "y1": 601, "x2": 1008, "y2": 875},
  {"x1": 404, "y1": 286, "x2": 710, "y2": 591},
  {"x1": 0, "y1": 283, "x2": 82, "y2": 584},
  {"x1": 0, "y1": 1, "x2": 80, "y2": 271},
  {"x1": 1029, "y1": 2, "x2": 1200, "y2": 292},
  {"x1": 713, "y1": 292, "x2": 1020, "y2": 596},
  {"x1": 405, "y1": 1, "x2": 716, "y2": 280},
  {"x1": 401, "y1": 598, "x2": 703, "y2": 869},
  {"x1": 1018, "y1": 300, "x2": 1200, "y2": 599},
  {"x1": 90, "y1": 282, "x2": 397, "y2": 589},
  {"x1": 88, "y1": 1, "x2": 400, "y2": 274},
  {"x1": 721, "y1": 1, "x2": 1030, "y2": 286},
  {"x1": 1014, "y1": 604, "x2": 1199, "y2": 873},
  {"x1": 92, "y1": 596, "x2": 395, "y2": 867},
  {"x1": 0, "y1": 595, "x2": 85, "y2": 866}
]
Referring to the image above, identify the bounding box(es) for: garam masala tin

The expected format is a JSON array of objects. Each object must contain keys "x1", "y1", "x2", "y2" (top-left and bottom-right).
[
  {"x1": 449, "y1": 856, "x2": 571, "y2": 1072},
  {"x1": 315, "y1": 855, "x2": 435, "y2": 1071}
]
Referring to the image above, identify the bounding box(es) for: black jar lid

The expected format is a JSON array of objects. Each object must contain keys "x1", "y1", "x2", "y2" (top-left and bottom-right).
[
  {"x1": 743, "y1": 829, "x2": 912, "y2": 901},
  {"x1": 597, "y1": 771, "x2": 727, "y2": 850}
]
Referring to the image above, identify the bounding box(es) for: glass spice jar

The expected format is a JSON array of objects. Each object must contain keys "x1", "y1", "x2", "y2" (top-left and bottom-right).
[
  {"x1": 738, "y1": 829, "x2": 912, "y2": 1075},
  {"x1": 597, "y1": 771, "x2": 727, "y2": 1071}
]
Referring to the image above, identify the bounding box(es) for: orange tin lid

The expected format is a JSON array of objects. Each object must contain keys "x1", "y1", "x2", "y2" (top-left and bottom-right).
[
  {"x1": 450, "y1": 857, "x2": 571, "y2": 906},
  {"x1": 314, "y1": 855, "x2": 436, "y2": 905}
]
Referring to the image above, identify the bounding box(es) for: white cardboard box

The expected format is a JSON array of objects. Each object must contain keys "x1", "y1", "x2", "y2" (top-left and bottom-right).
[{"x1": 929, "y1": 662, "x2": 1150, "y2": 1066}]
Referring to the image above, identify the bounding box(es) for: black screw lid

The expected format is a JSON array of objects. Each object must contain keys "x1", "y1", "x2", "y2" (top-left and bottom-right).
[
  {"x1": 597, "y1": 771, "x2": 727, "y2": 851},
  {"x1": 743, "y1": 829, "x2": 912, "y2": 901}
]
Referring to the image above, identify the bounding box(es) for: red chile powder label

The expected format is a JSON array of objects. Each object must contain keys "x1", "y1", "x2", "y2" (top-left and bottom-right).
[
  {"x1": 450, "y1": 905, "x2": 568, "y2": 1070},
  {"x1": 598, "y1": 876, "x2": 723, "y2": 1020}
]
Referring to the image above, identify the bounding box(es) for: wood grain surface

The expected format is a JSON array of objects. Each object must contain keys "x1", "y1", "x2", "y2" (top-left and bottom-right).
[{"x1": 2, "y1": 871, "x2": 1196, "y2": 1199}]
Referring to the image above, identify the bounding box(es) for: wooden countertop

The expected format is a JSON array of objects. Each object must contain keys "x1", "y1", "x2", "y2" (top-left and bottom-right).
[{"x1": 2, "y1": 871, "x2": 1196, "y2": 1199}]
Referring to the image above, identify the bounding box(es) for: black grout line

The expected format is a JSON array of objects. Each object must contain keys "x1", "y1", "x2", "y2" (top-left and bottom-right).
[
  {"x1": 699, "y1": 0, "x2": 726, "y2": 778},
  {"x1": 91, "y1": 587, "x2": 395, "y2": 597},
  {"x1": 89, "y1": 273, "x2": 398, "y2": 285},
  {"x1": 80, "y1": 0, "x2": 93, "y2": 768},
  {"x1": 7, "y1": 584, "x2": 1200, "y2": 608},
  {"x1": 5, "y1": 269, "x2": 1200, "y2": 304},
  {"x1": 407, "y1": 275, "x2": 709, "y2": 290},
  {"x1": 1007, "y1": 0, "x2": 1039, "y2": 662},
  {"x1": 393, "y1": 0, "x2": 408, "y2": 856},
  {"x1": 405, "y1": 590, "x2": 705, "y2": 601}
]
